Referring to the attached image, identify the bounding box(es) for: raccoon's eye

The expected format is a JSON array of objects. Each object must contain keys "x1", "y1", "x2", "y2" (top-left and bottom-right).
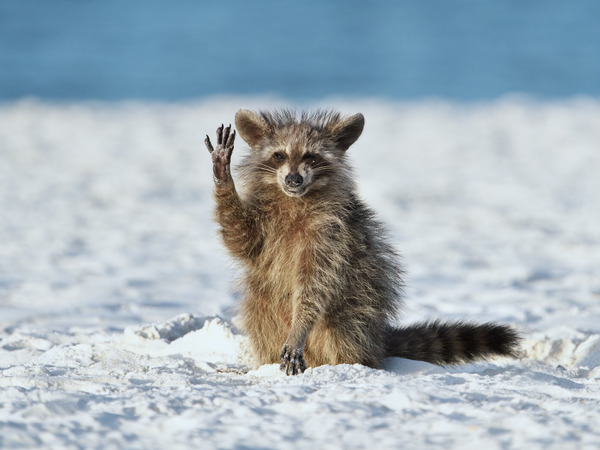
[
  {"x1": 303, "y1": 154, "x2": 318, "y2": 164},
  {"x1": 273, "y1": 152, "x2": 286, "y2": 161}
]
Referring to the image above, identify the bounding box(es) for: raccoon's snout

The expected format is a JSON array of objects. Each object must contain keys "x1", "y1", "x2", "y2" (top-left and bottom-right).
[{"x1": 285, "y1": 173, "x2": 304, "y2": 188}]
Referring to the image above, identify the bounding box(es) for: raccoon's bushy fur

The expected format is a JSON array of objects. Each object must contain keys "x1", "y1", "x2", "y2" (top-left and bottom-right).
[{"x1": 205, "y1": 109, "x2": 520, "y2": 375}]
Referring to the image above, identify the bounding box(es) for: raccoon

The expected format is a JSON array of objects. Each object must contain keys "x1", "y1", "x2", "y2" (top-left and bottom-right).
[{"x1": 204, "y1": 109, "x2": 520, "y2": 375}]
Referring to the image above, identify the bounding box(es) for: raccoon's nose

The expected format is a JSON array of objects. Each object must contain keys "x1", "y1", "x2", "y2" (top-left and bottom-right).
[{"x1": 285, "y1": 173, "x2": 304, "y2": 188}]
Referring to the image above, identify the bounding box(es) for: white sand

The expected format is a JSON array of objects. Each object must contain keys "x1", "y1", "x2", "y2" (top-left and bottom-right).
[{"x1": 1, "y1": 97, "x2": 599, "y2": 449}]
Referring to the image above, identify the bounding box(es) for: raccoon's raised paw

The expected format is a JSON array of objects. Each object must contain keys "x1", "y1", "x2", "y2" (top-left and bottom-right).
[
  {"x1": 205, "y1": 124, "x2": 236, "y2": 184},
  {"x1": 280, "y1": 344, "x2": 307, "y2": 376}
]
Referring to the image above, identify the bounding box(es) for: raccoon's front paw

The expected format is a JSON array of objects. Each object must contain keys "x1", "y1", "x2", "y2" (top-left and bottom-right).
[
  {"x1": 280, "y1": 344, "x2": 307, "y2": 376},
  {"x1": 205, "y1": 124, "x2": 236, "y2": 184}
]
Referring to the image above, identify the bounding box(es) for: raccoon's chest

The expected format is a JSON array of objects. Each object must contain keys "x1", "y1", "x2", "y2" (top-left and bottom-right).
[{"x1": 253, "y1": 208, "x2": 321, "y2": 290}]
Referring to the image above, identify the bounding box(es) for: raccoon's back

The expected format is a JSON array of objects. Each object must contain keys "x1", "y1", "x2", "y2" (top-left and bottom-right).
[{"x1": 341, "y1": 196, "x2": 405, "y2": 316}]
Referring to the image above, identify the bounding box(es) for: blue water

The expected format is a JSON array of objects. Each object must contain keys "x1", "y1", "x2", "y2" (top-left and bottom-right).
[{"x1": 1, "y1": 1, "x2": 599, "y2": 101}]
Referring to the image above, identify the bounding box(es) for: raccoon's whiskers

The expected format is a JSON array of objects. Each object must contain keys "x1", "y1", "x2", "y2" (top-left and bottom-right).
[{"x1": 253, "y1": 163, "x2": 277, "y2": 174}]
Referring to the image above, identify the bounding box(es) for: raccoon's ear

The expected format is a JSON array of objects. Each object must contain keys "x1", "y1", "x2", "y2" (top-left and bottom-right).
[
  {"x1": 330, "y1": 113, "x2": 365, "y2": 151},
  {"x1": 235, "y1": 109, "x2": 271, "y2": 148}
]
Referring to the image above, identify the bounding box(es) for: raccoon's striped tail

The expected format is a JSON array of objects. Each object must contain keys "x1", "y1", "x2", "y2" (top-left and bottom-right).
[{"x1": 385, "y1": 320, "x2": 520, "y2": 365}]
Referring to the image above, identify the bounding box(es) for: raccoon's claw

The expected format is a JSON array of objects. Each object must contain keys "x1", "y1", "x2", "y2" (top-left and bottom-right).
[
  {"x1": 280, "y1": 344, "x2": 307, "y2": 376},
  {"x1": 205, "y1": 124, "x2": 236, "y2": 184},
  {"x1": 204, "y1": 134, "x2": 215, "y2": 153}
]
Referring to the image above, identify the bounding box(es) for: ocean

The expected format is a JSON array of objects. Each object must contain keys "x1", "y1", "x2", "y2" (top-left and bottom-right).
[{"x1": 1, "y1": 1, "x2": 599, "y2": 101}]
